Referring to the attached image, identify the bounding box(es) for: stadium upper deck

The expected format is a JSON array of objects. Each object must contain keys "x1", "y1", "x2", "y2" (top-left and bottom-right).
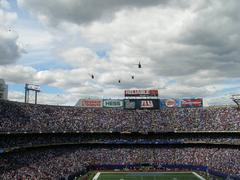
[{"x1": 0, "y1": 100, "x2": 239, "y2": 133}]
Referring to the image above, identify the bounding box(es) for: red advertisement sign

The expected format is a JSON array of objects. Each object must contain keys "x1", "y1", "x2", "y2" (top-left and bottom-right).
[
  {"x1": 80, "y1": 99, "x2": 103, "y2": 107},
  {"x1": 125, "y1": 89, "x2": 158, "y2": 97},
  {"x1": 181, "y1": 99, "x2": 203, "y2": 108}
]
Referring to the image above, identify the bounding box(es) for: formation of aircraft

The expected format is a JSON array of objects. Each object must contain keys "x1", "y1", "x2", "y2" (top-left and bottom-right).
[{"x1": 89, "y1": 61, "x2": 142, "y2": 84}]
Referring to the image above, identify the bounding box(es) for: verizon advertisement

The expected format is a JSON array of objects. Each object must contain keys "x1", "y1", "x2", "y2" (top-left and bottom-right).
[
  {"x1": 181, "y1": 98, "x2": 203, "y2": 108},
  {"x1": 124, "y1": 99, "x2": 159, "y2": 109},
  {"x1": 80, "y1": 99, "x2": 103, "y2": 108},
  {"x1": 125, "y1": 89, "x2": 158, "y2": 97}
]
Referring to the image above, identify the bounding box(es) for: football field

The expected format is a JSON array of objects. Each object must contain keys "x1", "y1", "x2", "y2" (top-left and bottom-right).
[{"x1": 92, "y1": 172, "x2": 206, "y2": 180}]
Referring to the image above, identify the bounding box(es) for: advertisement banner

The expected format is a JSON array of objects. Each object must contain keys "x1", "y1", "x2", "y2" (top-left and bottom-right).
[
  {"x1": 125, "y1": 89, "x2": 158, "y2": 97},
  {"x1": 103, "y1": 99, "x2": 123, "y2": 108},
  {"x1": 181, "y1": 98, "x2": 203, "y2": 108},
  {"x1": 160, "y1": 99, "x2": 181, "y2": 108},
  {"x1": 124, "y1": 99, "x2": 137, "y2": 109},
  {"x1": 80, "y1": 99, "x2": 103, "y2": 108},
  {"x1": 26, "y1": 84, "x2": 40, "y2": 91},
  {"x1": 124, "y1": 99, "x2": 159, "y2": 109}
]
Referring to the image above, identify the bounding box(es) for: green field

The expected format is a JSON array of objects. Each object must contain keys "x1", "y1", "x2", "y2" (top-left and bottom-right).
[{"x1": 92, "y1": 172, "x2": 206, "y2": 180}]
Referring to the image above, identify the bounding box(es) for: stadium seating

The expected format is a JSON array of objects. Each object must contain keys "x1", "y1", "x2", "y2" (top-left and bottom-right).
[
  {"x1": 0, "y1": 146, "x2": 240, "y2": 179},
  {"x1": 0, "y1": 100, "x2": 240, "y2": 133},
  {"x1": 0, "y1": 100, "x2": 240, "y2": 179}
]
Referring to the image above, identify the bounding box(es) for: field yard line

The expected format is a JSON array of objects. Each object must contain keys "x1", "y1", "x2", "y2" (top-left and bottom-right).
[
  {"x1": 192, "y1": 172, "x2": 206, "y2": 180},
  {"x1": 92, "y1": 172, "x2": 101, "y2": 180}
]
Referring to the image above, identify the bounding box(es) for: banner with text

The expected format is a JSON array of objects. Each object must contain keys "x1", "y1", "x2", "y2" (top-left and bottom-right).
[
  {"x1": 181, "y1": 98, "x2": 203, "y2": 108},
  {"x1": 124, "y1": 99, "x2": 159, "y2": 109},
  {"x1": 79, "y1": 99, "x2": 103, "y2": 108},
  {"x1": 103, "y1": 99, "x2": 123, "y2": 108},
  {"x1": 125, "y1": 89, "x2": 158, "y2": 97}
]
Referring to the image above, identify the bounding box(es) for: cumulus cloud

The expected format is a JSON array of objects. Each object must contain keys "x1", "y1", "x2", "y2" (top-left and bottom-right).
[
  {"x1": 0, "y1": 28, "x2": 21, "y2": 64},
  {"x1": 7, "y1": 0, "x2": 240, "y2": 105},
  {"x1": 0, "y1": 65, "x2": 36, "y2": 83},
  {"x1": 0, "y1": 0, "x2": 10, "y2": 9},
  {"x1": 76, "y1": 0, "x2": 240, "y2": 86},
  {"x1": 8, "y1": 91, "x2": 77, "y2": 105},
  {"x1": 61, "y1": 47, "x2": 101, "y2": 69},
  {"x1": 18, "y1": 0, "x2": 181, "y2": 25},
  {"x1": 0, "y1": 1, "x2": 21, "y2": 64}
]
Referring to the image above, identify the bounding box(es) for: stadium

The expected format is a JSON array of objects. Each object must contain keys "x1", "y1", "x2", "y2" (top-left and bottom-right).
[
  {"x1": 0, "y1": 95, "x2": 240, "y2": 179},
  {"x1": 1, "y1": 0, "x2": 240, "y2": 180}
]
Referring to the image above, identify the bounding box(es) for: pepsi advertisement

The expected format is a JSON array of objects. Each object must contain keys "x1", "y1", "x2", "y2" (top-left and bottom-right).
[{"x1": 181, "y1": 98, "x2": 203, "y2": 108}]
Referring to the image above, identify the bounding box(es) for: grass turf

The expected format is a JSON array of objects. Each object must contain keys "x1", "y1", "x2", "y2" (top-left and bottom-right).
[{"x1": 95, "y1": 172, "x2": 205, "y2": 180}]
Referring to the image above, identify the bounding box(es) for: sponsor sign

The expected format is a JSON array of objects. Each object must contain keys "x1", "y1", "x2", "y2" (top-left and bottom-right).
[
  {"x1": 103, "y1": 99, "x2": 123, "y2": 108},
  {"x1": 124, "y1": 99, "x2": 159, "y2": 109},
  {"x1": 125, "y1": 89, "x2": 158, "y2": 97},
  {"x1": 26, "y1": 84, "x2": 40, "y2": 91},
  {"x1": 181, "y1": 98, "x2": 203, "y2": 108},
  {"x1": 141, "y1": 100, "x2": 154, "y2": 108},
  {"x1": 80, "y1": 99, "x2": 103, "y2": 108},
  {"x1": 160, "y1": 99, "x2": 181, "y2": 108},
  {"x1": 124, "y1": 99, "x2": 136, "y2": 109}
]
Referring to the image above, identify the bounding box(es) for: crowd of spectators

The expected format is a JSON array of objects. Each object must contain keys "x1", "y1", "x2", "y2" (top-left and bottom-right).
[
  {"x1": 0, "y1": 146, "x2": 239, "y2": 179},
  {"x1": 1, "y1": 100, "x2": 240, "y2": 133},
  {"x1": 1, "y1": 134, "x2": 240, "y2": 149},
  {"x1": 1, "y1": 100, "x2": 240, "y2": 179}
]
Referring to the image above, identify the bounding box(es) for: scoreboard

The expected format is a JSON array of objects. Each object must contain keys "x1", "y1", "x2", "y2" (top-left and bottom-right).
[{"x1": 125, "y1": 89, "x2": 158, "y2": 97}]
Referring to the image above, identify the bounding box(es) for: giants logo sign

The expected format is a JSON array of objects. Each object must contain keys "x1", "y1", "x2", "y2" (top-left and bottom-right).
[
  {"x1": 124, "y1": 99, "x2": 159, "y2": 109},
  {"x1": 141, "y1": 100, "x2": 154, "y2": 108}
]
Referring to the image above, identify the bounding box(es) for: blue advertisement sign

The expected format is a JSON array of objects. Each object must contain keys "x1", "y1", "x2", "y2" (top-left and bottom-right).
[{"x1": 160, "y1": 99, "x2": 181, "y2": 108}]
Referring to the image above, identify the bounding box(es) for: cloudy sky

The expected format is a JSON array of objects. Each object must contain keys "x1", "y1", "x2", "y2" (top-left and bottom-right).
[{"x1": 1, "y1": 0, "x2": 240, "y2": 106}]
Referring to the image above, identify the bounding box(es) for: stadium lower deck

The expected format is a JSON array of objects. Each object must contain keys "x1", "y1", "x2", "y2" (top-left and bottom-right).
[{"x1": 92, "y1": 172, "x2": 206, "y2": 180}]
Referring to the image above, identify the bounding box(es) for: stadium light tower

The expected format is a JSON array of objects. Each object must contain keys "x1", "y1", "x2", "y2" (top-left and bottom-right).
[
  {"x1": 25, "y1": 84, "x2": 40, "y2": 104},
  {"x1": 231, "y1": 94, "x2": 240, "y2": 109}
]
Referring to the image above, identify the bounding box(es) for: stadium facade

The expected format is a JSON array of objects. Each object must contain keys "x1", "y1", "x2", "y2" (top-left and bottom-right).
[{"x1": 0, "y1": 79, "x2": 8, "y2": 100}]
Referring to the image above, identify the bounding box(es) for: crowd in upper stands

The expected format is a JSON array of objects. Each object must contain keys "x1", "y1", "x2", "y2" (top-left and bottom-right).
[
  {"x1": 0, "y1": 147, "x2": 240, "y2": 179},
  {"x1": 0, "y1": 100, "x2": 240, "y2": 133}
]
